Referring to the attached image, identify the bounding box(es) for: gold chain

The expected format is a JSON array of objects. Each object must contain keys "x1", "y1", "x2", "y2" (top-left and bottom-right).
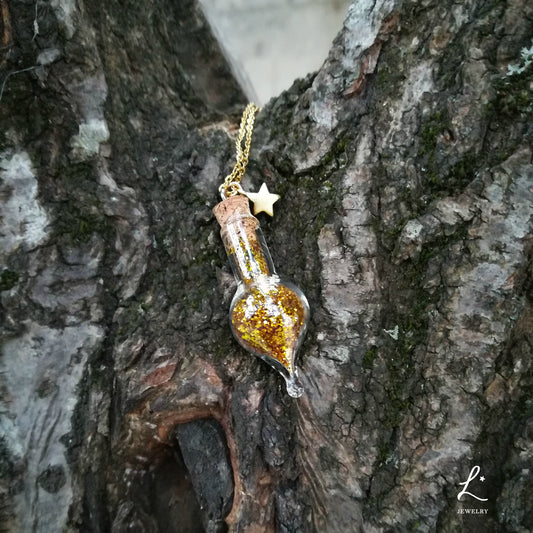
[{"x1": 219, "y1": 103, "x2": 259, "y2": 199}]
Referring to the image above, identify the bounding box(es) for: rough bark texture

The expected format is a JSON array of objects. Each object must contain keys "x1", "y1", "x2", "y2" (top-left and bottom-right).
[{"x1": 1, "y1": 1, "x2": 532, "y2": 532}]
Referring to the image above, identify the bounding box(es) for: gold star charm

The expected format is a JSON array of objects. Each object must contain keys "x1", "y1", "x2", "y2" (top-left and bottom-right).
[{"x1": 245, "y1": 183, "x2": 280, "y2": 217}]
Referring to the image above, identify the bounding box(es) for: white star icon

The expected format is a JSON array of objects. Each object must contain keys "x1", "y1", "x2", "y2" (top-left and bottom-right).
[
  {"x1": 245, "y1": 183, "x2": 280, "y2": 217},
  {"x1": 480, "y1": 476, "x2": 485, "y2": 482}
]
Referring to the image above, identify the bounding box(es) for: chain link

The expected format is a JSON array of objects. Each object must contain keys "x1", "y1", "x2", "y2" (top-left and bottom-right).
[{"x1": 219, "y1": 103, "x2": 259, "y2": 199}]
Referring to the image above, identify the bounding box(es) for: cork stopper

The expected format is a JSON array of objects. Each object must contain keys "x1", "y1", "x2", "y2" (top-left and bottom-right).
[{"x1": 213, "y1": 194, "x2": 253, "y2": 227}]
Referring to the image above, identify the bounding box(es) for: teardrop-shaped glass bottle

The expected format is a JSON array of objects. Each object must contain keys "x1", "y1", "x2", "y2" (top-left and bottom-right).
[{"x1": 214, "y1": 195, "x2": 309, "y2": 397}]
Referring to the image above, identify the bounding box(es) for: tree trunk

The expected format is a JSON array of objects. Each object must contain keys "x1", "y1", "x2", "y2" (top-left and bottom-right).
[{"x1": 1, "y1": 0, "x2": 532, "y2": 532}]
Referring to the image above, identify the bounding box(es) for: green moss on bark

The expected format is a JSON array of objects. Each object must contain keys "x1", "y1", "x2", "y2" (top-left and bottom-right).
[{"x1": 0, "y1": 270, "x2": 19, "y2": 291}]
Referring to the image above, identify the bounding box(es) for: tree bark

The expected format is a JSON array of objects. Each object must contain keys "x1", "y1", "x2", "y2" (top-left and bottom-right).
[{"x1": 1, "y1": 0, "x2": 532, "y2": 532}]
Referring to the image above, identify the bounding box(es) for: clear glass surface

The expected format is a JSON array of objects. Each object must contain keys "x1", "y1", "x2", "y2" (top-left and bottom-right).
[{"x1": 220, "y1": 214, "x2": 309, "y2": 397}]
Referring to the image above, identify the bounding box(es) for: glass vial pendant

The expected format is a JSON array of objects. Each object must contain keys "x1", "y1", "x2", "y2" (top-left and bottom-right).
[{"x1": 214, "y1": 195, "x2": 309, "y2": 397}]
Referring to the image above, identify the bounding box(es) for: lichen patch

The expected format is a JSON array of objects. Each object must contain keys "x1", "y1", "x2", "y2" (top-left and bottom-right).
[
  {"x1": 0, "y1": 151, "x2": 49, "y2": 255},
  {"x1": 70, "y1": 118, "x2": 110, "y2": 160}
]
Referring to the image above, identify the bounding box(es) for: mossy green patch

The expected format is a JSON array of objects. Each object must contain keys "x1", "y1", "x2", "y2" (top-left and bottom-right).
[
  {"x1": 379, "y1": 223, "x2": 469, "y2": 431},
  {"x1": 277, "y1": 135, "x2": 348, "y2": 241},
  {"x1": 0, "y1": 437, "x2": 16, "y2": 479},
  {"x1": 0, "y1": 270, "x2": 19, "y2": 291},
  {"x1": 363, "y1": 345, "x2": 378, "y2": 370},
  {"x1": 375, "y1": 45, "x2": 407, "y2": 101},
  {"x1": 414, "y1": 109, "x2": 479, "y2": 211},
  {"x1": 419, "y1": 110, "x2": 450, "y2": 158},
  {"x1": 376, "y1": 440, "x2": 392, "y2": 466},
  {"x1": 114, "y1": 300, "x2": 147, "y2": 341},
  {"x1": 54, "y1": 209, "x2": 113, "y2": 243},
  {"x1": 307, "y1": 134, "x2": 351, "y2": 233},
  {"x1": 446, "y1": 153, "x2": 477, "y2": 189},
  {"x1": 320, "y1": 134, "x2": 350, "y2": 169},
  {"x1": 493, "y1": 65, "x2": 533, "y2": 120}
]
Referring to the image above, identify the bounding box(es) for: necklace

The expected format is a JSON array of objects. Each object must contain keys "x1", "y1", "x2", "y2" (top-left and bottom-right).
[{"x1": 213, "y1": 104, "x2": 309, "y2": 398}]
